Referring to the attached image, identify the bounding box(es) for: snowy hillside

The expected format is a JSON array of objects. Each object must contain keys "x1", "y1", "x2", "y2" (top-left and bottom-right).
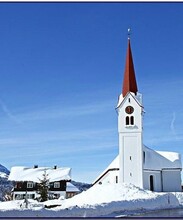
[
  {"x1": 0, "y1": 183, "x2": 182, "y2": 217},
  {"x1": 0, "y1": 177, "x2": 14, "y2": 201},
  {"x1": 0, "y1": 172, "x2": 8, "y2": 179},
  {"x1": 0, "y1": 164, "x2": 13, "y2": 201}
]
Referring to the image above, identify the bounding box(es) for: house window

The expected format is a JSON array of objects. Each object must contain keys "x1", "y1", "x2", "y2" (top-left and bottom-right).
[
  {"x1": 54, "y1": 182, "x2": 60, "y2": 188},
  {"x1": 27, "y1": 182, "x2": 33, "y2": 188},
  {"x1": 54, "y1": 193, "x2": 60, "y2": 199},
  {"x1": 126, "y1": 116, "x2": 129, "y2": 125},
  {"x1": 15, "y1": 194, "x2": 24, "y2": 200},
  {"x1": 128, "y1": 98, "x2": 130, "y2": 102},
  {"x1": 16, "y1": 182, "x2": 23, "y2": 189},
  {"x1": 130, "y1": 116, "x2": 134, "y2": 125},
  {"x1": 26, "y1": 194, "x2": 35, "y2": 199},
  {"x1": 67, "y1": 193, "x2": 75, "y2": 199},
  {"x1": 130, "y1": 156, "x2": 132, "y2": 161},
  {"x1": 130, "y1": 173, "x2": 132, "y2": 177}
]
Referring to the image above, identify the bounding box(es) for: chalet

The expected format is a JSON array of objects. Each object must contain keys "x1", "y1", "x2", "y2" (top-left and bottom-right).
[{"x1": 8, "y1": 165, "x2": 80, "y2": 200}]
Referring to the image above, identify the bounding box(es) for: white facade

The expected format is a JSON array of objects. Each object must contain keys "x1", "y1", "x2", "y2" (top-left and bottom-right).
[{"x1": 117, "y1": 92, "x2": 143, "y2": 188}]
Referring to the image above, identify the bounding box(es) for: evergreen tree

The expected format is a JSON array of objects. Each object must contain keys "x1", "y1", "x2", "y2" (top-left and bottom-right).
[{"x1": 37, "y1": 171, "x2": 49, "y2": 202}]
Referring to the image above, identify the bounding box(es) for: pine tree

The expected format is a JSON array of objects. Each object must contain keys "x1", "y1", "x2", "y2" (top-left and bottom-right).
[{"x1": 37, "y1": 170, "x2": 49, "y2": 202}]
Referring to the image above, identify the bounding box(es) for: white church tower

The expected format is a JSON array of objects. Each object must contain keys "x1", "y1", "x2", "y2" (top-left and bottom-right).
[
  {"x1": 93, "y1": 35, "x2": 182, "y2": 192},
  {"x1": 116, "y1": 37, "x2": 144, "y2": 188}
]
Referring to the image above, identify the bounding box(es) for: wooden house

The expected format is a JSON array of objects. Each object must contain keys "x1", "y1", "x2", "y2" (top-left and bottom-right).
[{"x1": 8, "y1": 165, "x2": 79, "y2": 200}]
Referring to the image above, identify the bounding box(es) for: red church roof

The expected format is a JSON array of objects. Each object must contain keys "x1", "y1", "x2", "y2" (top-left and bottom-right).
[{"x1": 122, "y1": 39, "x2": 138, "y2": 97}]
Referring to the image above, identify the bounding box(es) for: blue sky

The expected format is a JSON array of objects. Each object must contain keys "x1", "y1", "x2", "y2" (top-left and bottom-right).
[{"x1": 0, "y1": 2, "x2": 183, "y2": 183}]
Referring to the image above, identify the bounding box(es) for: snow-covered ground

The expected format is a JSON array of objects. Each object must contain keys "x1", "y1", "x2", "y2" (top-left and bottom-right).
[{"x1": 0, "y1": 183, "x2": 183, "y2": 217}]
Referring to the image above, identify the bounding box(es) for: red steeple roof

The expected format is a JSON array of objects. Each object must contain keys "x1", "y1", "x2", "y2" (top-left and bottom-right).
[{"x1": 122, "y1": 39, "x2": 138, "y2": 97}]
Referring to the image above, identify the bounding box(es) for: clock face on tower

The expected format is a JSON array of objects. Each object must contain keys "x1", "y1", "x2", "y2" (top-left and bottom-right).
[{"x1": 125, "y1": 106, "x2": 134, "y2": 114}]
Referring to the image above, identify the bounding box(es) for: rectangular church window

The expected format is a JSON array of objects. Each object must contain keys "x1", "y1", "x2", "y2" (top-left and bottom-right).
[{"x1": 143, "y1": 151, "x2": 145, "y2": 164}]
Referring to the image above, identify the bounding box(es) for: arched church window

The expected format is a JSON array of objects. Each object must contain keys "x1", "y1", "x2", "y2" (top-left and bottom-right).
[
  {"x1": 130, "y1": 116, "x2": 134, "y2": 125},
  {"x1": 126, "y1": 116, "x2": 129, "y2": 125}
]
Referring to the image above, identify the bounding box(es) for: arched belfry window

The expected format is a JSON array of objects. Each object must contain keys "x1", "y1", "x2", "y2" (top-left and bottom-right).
[
  {"x1": 126, "y1": 116, "x2": 129, "y2": 125},
  {"x1": 130, "y1": 116, "x2": 134, "y2": 125}
]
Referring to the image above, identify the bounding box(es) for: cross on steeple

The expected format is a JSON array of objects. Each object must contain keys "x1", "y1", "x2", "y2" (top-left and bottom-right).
[{"x1": 127, "y1": 28, "x2": 131, "y2": 39}]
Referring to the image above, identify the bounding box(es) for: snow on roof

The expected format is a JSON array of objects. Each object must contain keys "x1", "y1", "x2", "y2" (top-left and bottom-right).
[
  {"x1": 144, "y1": 146, "x2": 182, "y2": 170},
  {"x1": 8, "y1": 166, "x2": 71, "y2": 183},
  {"x1": 93, "y1": 155, "x2": 119, "y2": 184},
  {"x1": 66, "y1": 182, "x2": 80, "y2": 193}
]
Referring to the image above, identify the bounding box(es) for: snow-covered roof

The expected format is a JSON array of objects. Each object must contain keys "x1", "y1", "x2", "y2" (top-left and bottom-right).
[
  {"x1": 66, "y1": 182, "x2": 80, "y2": 193},
  {"x1": 8, "y1": 166, "x2": 71, "y2": 183},
  {"x1": 93, "y1": 155, "x2": 119, "y2": 184},
  {"x1": 144, "y1": 146, "x2": 182, "y2": 170}
]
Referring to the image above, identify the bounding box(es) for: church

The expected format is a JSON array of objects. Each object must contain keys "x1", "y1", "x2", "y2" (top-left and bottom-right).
[{"x1": 93, "y1": 37, "x2": 182, "y2": 192}]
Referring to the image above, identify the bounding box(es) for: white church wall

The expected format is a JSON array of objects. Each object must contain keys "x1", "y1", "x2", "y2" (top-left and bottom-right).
[
  {"x1": 162, "y1": 169, "x2": 182, "y2": 192},
  {"x1": 119, "y1": 134, "x2": 143, "y2": 187},
  {"x1": 118, "y1": 93, "x2": 143, "y2": 188},
  {"x1": 143, "y1": 170, "x2": 162, "y2": 192}
]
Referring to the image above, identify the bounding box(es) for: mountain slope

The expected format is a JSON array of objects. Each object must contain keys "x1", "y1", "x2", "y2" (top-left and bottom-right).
[
  {"x1": 0, "y1": 164, "x2": 10, "y2": 175},
  {"x1": 71, "y1": 180, "x2": 91, "y2": 192}
]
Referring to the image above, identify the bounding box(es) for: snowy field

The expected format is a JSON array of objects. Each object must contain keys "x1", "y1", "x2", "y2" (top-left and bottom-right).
[{"x1": 0, "y1": 183, "x2": 183, "y2": 217}]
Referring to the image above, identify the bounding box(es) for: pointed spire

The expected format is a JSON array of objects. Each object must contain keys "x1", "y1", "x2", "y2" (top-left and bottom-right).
[{"x1": 122, "y1": 38, "x2": 138, "y2": 97}]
